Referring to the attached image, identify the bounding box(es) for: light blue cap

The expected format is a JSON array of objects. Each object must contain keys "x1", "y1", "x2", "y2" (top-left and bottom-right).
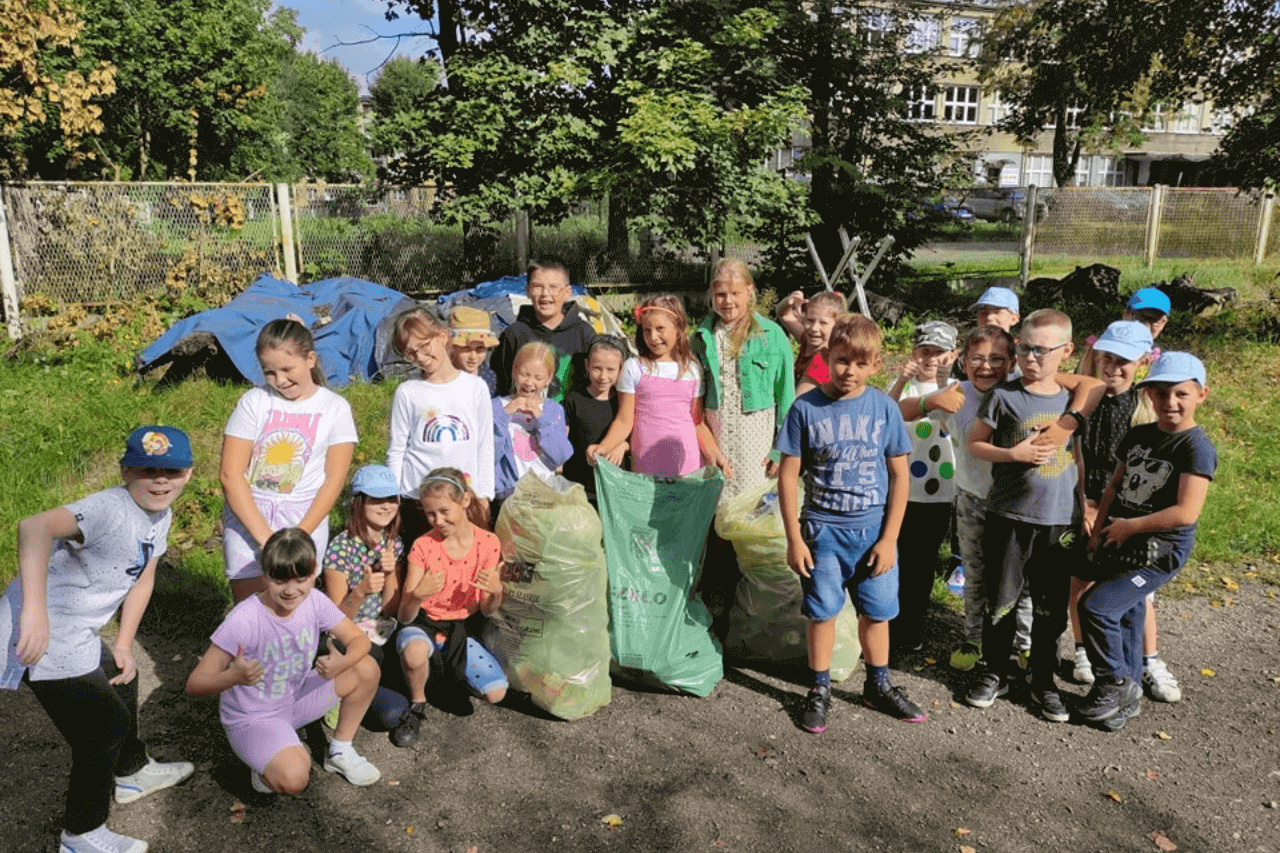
[
  {"x1": 970, "y1": 286, "x2": 1020, "y2": 314},
  {"x1": 351, "y1": 464, "x2": 400, "y2": 498},
  {"x1": 1093, "y1": 320, "x2": 1153, "y2": 362},
  {"x1": 1137, "y1": 352, "x2": 1205, "y2": 387}
]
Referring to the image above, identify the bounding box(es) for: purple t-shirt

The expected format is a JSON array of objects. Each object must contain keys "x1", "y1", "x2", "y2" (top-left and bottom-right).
[{"x1": 210, "y1": 591, "x2": 343, "y2": 726}]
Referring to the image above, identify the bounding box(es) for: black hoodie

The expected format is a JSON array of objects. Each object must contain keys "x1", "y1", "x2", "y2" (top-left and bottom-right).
[{"x1": 491, "y1": 301, "x2": 596, "y2": 401}]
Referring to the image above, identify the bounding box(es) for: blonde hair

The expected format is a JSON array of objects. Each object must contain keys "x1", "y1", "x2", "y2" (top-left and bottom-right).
[
  {"x1": 805, "y1": 291, "x2": 846, "y2": 316},
  {"x1": 709, "y1": 258, "x2": 761, "y2": 359},
  {"x1": 1022, "y1": 308, "x2": 1073, "y2": 343},
  {"x1": 511, "y1": 341, "x2": 557, "y2": 380},
  {"x1": 635, "y1": 294, "x2": 695, "y2": 377}
]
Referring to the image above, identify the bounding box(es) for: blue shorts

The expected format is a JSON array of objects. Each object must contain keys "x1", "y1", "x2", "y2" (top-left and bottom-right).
[
  {"x1": 396, "y1": 626, "x2": 508, "y2": 697},
  {"x1": 801, "y1": 519, "x2": 899, "y2": 622}
]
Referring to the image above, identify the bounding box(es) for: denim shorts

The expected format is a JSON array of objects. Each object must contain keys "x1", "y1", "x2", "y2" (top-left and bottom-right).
[{"x1": 801, "y1": 518, "x2": 899, "y2": 622}]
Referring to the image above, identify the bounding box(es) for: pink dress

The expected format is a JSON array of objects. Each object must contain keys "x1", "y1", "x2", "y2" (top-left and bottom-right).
[{"x1": 625, "y1": 359, "x2": 703, "y2": 477}]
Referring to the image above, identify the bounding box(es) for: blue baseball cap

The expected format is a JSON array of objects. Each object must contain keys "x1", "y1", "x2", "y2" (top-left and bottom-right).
[
  {"x1": 970, "y1": 286, "x2": 1020, "y2": 314},
  {"x1": 351, "y1": 464, "x2": 400, "y2": 498},
  {"x1": 120, "y1": 425, "x2": 193, "y2": 469},
  {"x1": 1093, "y1": 320, "x2": 1153, "y2": 362},
  {"x1": 1137, "y1": 352, "x2": 1206, "y2": 387},
  {"x1": 1127, "y1": 287, "x2": 1171, "y2": 315}
]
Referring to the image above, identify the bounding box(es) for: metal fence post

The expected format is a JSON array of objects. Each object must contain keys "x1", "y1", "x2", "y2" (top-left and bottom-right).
[
  {"x1": 1019, "y1": 184, "x2": 1037, "y2": 285},
  {"x1": 276, "y1": 183, "x2": 299, "y2": 283},
  {"x1": 1144, "y1": 184, "x2": 1166, "y2": 268},
  {"x1": 1256, "y1": 192, "x2": 1276, "y2": 265},
  {"x1": 0, "y1": 187, "x2": 21, "y2": 340}
]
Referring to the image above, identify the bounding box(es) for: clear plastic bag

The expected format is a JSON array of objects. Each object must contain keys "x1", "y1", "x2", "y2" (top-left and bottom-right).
[
  {"x1": 488, "y1": 473, "x2": 612, "y2": 719},
  {"x1": 714, "y1": 480, "x2": 862, "y2": 682}
]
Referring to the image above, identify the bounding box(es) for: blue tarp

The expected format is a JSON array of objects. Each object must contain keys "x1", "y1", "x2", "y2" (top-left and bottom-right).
[
  {"x1": 137, "y1": 273, "x2": 414, "y2": 387},
  {"x1": 434, "y1": 274, "x2": 587, "y2": 310}
]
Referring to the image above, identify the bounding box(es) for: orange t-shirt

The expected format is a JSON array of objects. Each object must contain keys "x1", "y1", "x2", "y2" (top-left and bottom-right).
[{"x1": 407, "y1": 528, "x2": 501, "y2": 621}]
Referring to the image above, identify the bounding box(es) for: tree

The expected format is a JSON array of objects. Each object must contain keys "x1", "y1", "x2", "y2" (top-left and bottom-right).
[
  {"x1": 0, "y1": 0, "x2": 116, "y2": 178},
  {"x1": 378, "y1": 1, "x2": 805, "y2": 279},
  {"x1": 369, "y1": 57, "x2": 438, "y2": 124},
  {"x1": 266, "y1": 52, "x2": 374, "y2": 182}
]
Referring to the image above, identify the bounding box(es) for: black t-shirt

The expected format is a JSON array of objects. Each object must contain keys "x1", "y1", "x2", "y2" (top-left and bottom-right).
[
  {"x1": 1110, "y1": 423, "x2": 1217, "y2": 545},
  {"x1": 562, "y1": 389, "x2": 619, "y2": 495},
  {"x1": 1080, "y1": 387, "x2": 1140, "y2": 502}
]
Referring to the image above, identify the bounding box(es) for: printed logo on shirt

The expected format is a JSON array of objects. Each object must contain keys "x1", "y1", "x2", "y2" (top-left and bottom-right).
[
  {"x1": 247, "y1": 411, "x2": 321, "y2": 494},
  {"x1": 127, "y1": 539, "x2": 154, "y2": 579},
  {"x1": 1118, "y1": 443, "x2": 1174, "y2": 508},
  {"x1": 1018, "y1": 412, "x2": 1073, "y2": 478},
  {"x1": 257, "y1": 625, "x2": 315, "y2": 700},
  {"x1": 419, "y1": 408, "x2": 471, "y2": 443}
]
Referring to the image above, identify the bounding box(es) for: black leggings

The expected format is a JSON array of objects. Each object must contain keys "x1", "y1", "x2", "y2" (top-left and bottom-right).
[{"x1": 25, "y1": 645, "x2": 148, "y2": 834}]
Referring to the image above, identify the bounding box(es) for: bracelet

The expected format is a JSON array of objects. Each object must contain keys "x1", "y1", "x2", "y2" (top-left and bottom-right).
[
  {"x1": 918, "y1": 395, "x2": 929, "y2": 416},
  {"x1": 1064, "y1": 409, "x2": 1085, "y2": 431}
]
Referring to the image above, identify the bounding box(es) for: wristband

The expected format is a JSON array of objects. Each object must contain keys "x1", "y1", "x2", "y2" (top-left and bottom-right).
[
  {"x1": 1064, "y1": 409, "x2": 1085, "y2": 431},
  {"x1": 918, "y1": 395, "x2": 928, "y2": 416}
]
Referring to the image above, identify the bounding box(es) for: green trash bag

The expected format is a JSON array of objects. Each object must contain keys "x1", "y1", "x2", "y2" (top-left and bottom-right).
[
  {"x1": 487, "y1": 473, "x2": 612, "y2": 720},
  {"x1": 595, "y1": 459, "x2": 724, "y2": 697},
  {"x1": 713, "y1": 480, "x2": 862, "y2": 683}
]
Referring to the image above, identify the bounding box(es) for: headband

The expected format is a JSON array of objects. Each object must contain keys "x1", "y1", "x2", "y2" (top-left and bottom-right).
[
  {"x1": 421, "y1": 474, "x2": 466, "y2": 492},
  {"x1": 634, "y1": 304, "x2": 680, "y2": 324}
]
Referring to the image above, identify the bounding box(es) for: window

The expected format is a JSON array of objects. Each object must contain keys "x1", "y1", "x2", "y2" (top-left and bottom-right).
[
  {"x1": 944, "y1": 86, "x2": 980, "y2": 124},
  {"x1": 1100, "y1": 157, "x2": 1130, "y2": 187},
  {"x1": 1073, "y1": 156, "x2": 1091, "y2": 187},
  {"x1": 861, "y1": 9, "x2": 894, "y2": 48},
  {"x1": 906, "y1": 85, "x2": 936, "y2": 121},
  {"x1": 987, "y1": 92, "x2": 1011, "y2": 126},
  {"x1": 1141, "y1": 105, "x2": 1167, "y2": 132},
  {"x1": 1026, "y1": 155, "x2": 1053, "y2": 187},
  {"x1": 905, "y1": 18, "x2": 940, "y2": 53},
  {"x1": 949, "y1": 17, "x2": 980, "y2": 58},
  {"x1": 1171, "y1": 102, "x2": 1202, "y2": 133},
  {"x1": 1209, "y1": 108, "x2": 1233, "y2": 135}
]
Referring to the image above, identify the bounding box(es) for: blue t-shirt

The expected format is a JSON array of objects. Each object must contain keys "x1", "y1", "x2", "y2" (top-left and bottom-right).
[
  {"x1": 775, "y1": 386, "x2": 911, "y2": 527},
  {"x1": 978, "y1": 378, "x2": 1079, "y2": 526}
]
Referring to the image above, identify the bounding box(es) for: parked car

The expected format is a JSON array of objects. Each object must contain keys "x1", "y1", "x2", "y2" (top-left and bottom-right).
[
  {"x1": 959, "y1": 188, "x2": 1049, "y2": 223},
  {"x1": 917, "y1": 195, "x2": 976, "y2": 224}
]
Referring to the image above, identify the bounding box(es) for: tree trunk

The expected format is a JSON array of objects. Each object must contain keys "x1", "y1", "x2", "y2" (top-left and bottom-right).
[{"x1": 606, "y1": 192, "x2": 629, "y2": 267}]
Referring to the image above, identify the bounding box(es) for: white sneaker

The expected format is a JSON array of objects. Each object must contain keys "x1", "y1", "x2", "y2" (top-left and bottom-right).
[
  {"x1": 1072, "y1": 645, "x2": 1095, "y2": 684},
  {"x1": 59, "y1": 825, "x2": 147, "y2": 853},
  {"x1": 250, "y1": 770, "x2": 274, "y2": 794},
  {"x1": 323, "y1": 748, "x2": 381, "y2": 786},
  {"x1": 114, "y1": 757, "x2": 195, "y2": 804},
  {"x1": 1143, "y1": 656, "x2": 1182, "y2": 702}
]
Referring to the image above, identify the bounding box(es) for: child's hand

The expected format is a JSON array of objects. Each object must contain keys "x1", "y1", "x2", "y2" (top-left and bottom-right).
[
  {"x1": 358, "y1": 569, "x2": 386, "y2": 597},
  {"x1": 601, "y1": 442, "x2": 626, "y2": 465},
  {"x1": 413, "y1": 569, "x2": 446, "y2": 599},
  {"x1": 763, "y1": 456, "x2": 779, "y2": 478},
  {"x1": 108, "y1": 643, "x2": 137, "y2": 686},
  {"x1": 778, "y1": 289, "x2": 805, "y2": 319},
  {"x1": 506, "y1": 394, "x2": 542, "y2": 418},
  {"x1": 786, "y1": 538, "x2": 814, "y2": 579},
  {"x1": 866, "y1": 538, "x2": 897, "y2": 577},
  {"x1": 714, "y1": 453, "x2": 735, "y2": 479},
  {"x1": 1031, "y1": 420, "x2": 1073, "y2": 450},
  {"x1": 899, "y1": 356, "x2": 921, "y2": 382},
  {"x1": 1082, "y1": 501, "x2": 1099, "y2": 538},
  {"x1": 930, "y1": 382, "x2": 965, "y2": 414},
  {"x1": 231, "y1": 645, "x2": 264, "y2": 687},
  {"x1": 380, "y1": 547, "x2": 397, "y2": 576},
  {"x1": 16, "y1": 606, "x2": 50, "y2": 666},
  {"x1": 1009, "y1": 430, "x2": 1055, "y2": 465},
  {"x1": 586, "y1": 443, "x2": 600, "y2": 466},
  {"x1": 1098, "y1": 517, "x2": 1138, "y2": 548},
  {"x1": 475, "y1": 564, "x2": 503, "y2": 596},
  {"x1": 315, "y1": 637, "x2": 348, "y2": 680}
]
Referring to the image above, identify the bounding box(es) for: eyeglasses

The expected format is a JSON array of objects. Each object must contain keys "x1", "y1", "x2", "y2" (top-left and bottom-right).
[
  {"x1": 1014, "y1": 342, "x2": 1070, "y2": 360},
  {"x1": 965, "y1": 355, "x2": 1009, "y2": 368}
]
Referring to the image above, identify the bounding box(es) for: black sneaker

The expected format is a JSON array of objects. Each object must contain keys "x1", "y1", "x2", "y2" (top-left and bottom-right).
[
  {"x1": 1077, "y1": 678, "x2": 1142, "y2": 724},
  {"x1": 863, "y1": 680, "x2": 927, "y2": 723},
  {"x1": 1098, "y1": 692, "x2": 1143, "y2": 732},
  {"x1": 391, "y1": 702, "x2": 424, "y2": 748},
  {"x1": 1032, "y1": 687, "x2": 1070, "y2": 723},
  {"x1": 801, "y1": 685, "x2": 831, "y2": 733},
  {"x1": 964, "y1": 670, "x2": 1009, "y2": 708}
]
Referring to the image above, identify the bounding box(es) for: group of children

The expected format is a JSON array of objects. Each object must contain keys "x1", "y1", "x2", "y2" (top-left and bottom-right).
[{"x1": 2, "y1": 261, "x2": 1215, "y2": 852}]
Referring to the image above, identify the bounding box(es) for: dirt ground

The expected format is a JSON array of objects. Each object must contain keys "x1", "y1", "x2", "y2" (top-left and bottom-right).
[{"x1": 2, "y1": 582, "x2": 1278, "y2": 853}]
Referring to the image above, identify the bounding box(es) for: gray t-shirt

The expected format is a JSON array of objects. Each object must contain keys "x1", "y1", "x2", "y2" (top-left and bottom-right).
[
  {"x1": 1, "y1": 487, "x2": 169, "y2": 687},
  {"x1": 978, "y1": 379, "x2": 1079, "y2": 526}
]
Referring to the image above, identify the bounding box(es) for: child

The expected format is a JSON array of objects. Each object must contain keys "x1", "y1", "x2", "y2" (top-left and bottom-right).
[
  {"x1": 2, "y1": 426, "x2": 196, "y2": 853},
  {"x1": 448, "y1": 304, "x2": 500, "y2": 397},
  {"x1": 187, "y1": 528, "x2": 382, "y2": 794},
  {"x1": 563, "y1": 336, "x2": 629, "y2": 503},
  {"x1": 776, "y1": 314, "x2": 923, "y2": 731},
  {"x1": 591, "y1": 294, "x2": 731, "y2": 478},
  {"x1": 1068, "y1": 321, "x2": 1155, "y2": 685},
  {"x1": 888, "y1": 320, "x2": 960, "y2": 653},
  {"x1": 221, "y1": 319, "x2": 357, "y2": 603},
  {"x1": 693, "y1": 259, "x2": 795, "y2": 501},
  {"x1": 970, "y1": 286, "x2": 1021, "y2": 333},
  {"x1": 387, "y1": 308, "x2": 495, "y2": 547},
  {"x1": 794, "y1": 291, "x2": 846, "y2": 396},
  {"x1": 493, "y1": 341, "x2": 575, "y2": 502},
  {"x1": 1077, "y1": 287, "x2": 1171, "y2": 378},
  {"x1": 1077, "y1": 353, "x2": 1215, "y2": 731},
  {"x1": 964, "y1": 309, "x2": 1083, "y2": 722},
  {"x1": 490, "y1": 258, "x2": 596, "y2": 402},
  {"x1": 392, "y1": 469, "x2": 508, "y2": 746}
]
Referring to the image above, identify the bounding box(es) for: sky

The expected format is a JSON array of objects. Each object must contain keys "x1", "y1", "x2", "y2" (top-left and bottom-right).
[{"x1": 276, "y1": 0, "x2": 436, "y2": 93}]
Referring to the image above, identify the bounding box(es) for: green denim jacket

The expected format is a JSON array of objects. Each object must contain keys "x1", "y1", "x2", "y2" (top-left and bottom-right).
[{"x1": 693, "y1": 314, "x2": 796, "y2": 461}]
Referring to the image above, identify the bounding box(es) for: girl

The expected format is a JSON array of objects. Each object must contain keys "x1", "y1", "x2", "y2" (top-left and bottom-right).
[
  {"x1": 563, "y1": 336, "x2": 629, "y2": 503},
  {"x1": 493, "y1": 341, "x2": 574, "y2": 502},
  {"x1": 391, "y1": 469, "x2": 508, "y2": 747},
  {"x1": 187, "y1": 528, "x2": 382, "y2": 795},
  {"x1": 387, "y1": 308, "x2": 495, "y2": 547},
  {"x1": 590, "y1": 294, "x2": 730, "y2": 478},
  {"x1": 693, "y1": 260, "x2": 793, "y2": 501},
  {"x1": 221, "y1": 319, "x2": 357, "y2": 603},
  {"x1": 794, "y1": 291, "x2": 845, "y2": 397}
]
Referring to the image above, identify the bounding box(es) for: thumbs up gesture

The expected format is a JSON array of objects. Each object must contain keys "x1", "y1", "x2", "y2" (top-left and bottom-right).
[
  {"x1": 315, "y1": 637, "x2": 351, "y2": 680},
  {"x1": 232, "y1": 644, "x2": 264, "y2": 687}
]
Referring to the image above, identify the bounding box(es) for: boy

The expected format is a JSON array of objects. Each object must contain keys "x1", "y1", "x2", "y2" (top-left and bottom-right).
[
  {"x1": 964, "y1": 310, "x2": 1082, "y2": 722},
  {"x1": 970, "y1": 286, "x2": 1021, "y2": 333},
  {"x1": 2, "y1": 426, "x2": 196, "y2": 853},
  {"x1": 1077, "y1": 353, "x2": 1215, "y2": 732},
  {"x1": 448, "y1": 304, "x2": 500, "y2": 397},
  {"x1": 565, "y1": 336, "x2": 629, "y2": 505},
  {"x1": 776, "y1": 314, "x2": 923, "y2": 731},
  {"x1": 1077, "y1": 287, "x2": 1171, "y2": 378},
  {"x1": 888, "y1": 320, "x2": 960, "y2": 652},
  {"x1": 491, "y1": 258, "x2": 596, "y2": 402}
]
